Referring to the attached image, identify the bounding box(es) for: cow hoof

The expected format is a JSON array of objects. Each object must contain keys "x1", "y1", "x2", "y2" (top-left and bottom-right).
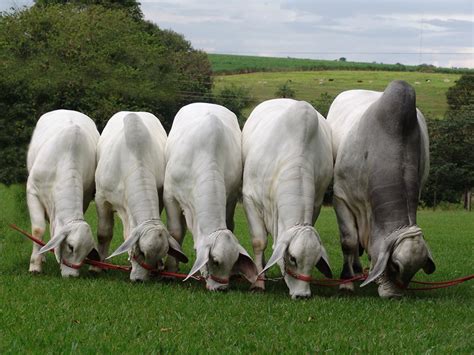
[
  {"x1": 250, "y1": 279, "x2": 265, "y2": 292},
  {"x1": 339, "y1": 282, "x2": 354, "y2": 293},
  {"x1": 250, "y1": 285, "x2": 265, "y2": 293},
  {"x1": 89, "y1": 266, "x2": 102, "y2": 273}
]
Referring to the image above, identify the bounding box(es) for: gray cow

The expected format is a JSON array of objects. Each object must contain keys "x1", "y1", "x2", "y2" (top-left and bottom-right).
[{"x1": 327, "y1": 80, "x2": 436, "y2": 298}]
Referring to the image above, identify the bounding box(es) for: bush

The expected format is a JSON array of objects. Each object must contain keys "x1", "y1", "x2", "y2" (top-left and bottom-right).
[
  {"x1": 213, "y1": 84, "x2": 253, "y2": 127},
  {"x1": 275, "y1": 80, "x2": 296, "y2": 98},
  {"x1": 310, "y1": 92, "x2": 334, "y2": 117},
  {"x1": 0, "y1": 4, "x2": 212, "y2": 184}
]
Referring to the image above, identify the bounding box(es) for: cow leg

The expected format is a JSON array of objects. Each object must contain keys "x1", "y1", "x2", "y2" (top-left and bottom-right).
[
  {"x1": 164, "y1": 194, "x2": 186, "y2": 272},
  {"x1": 334, "y1": 196, "x2": 359, "y2": 292},
  {"x1": 243, "y1": 196, "x2": 267, "y2": 291},
  {"x1": 93, "y1": 199, "x2": 114, "y2": 272},
  {"x1": 226, "y1": 197, "x2": 238, "y2": 232},
  {"x1": 27, "y1": 192, "x2": 46, "y2": 273}
]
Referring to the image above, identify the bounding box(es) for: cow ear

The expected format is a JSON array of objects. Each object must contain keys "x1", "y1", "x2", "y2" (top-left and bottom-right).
[
  {"x1": 184, "y1": 244, "x2": 210, "y2": 281},
  {"x1": 259, "y1": 242, "x2": 287, "y2": 276},
  {"x1": 233, "y1": 245, "x2": 258, "y2": 283},
  {"x1": 39, "y1": 232, "x2": 68, "y2": 264},
  {"x1": 423, "y1": 246, "x2": 436, "y2": 274},
  {"x1": 167, "y1": 236, "x2": 188, "y2": 263},
  {"x1": 106, "y1": 230, "x2": 141, "y2": 259},
  {"x1": 315, "y1": 245, "x2": 332, "y2": 278},
  {"x1": 361, "y1": 250, "x2": 390, "y2": 287}
]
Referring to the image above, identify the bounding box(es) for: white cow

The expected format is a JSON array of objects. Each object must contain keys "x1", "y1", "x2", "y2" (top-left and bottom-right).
[
  {"x1": 95, "y1": 112, "x2": 187, "y2": 281},
  {"x1": 27, "y1": 109, "x2": 99, "y2": 277},
  {"x1": 327, "y1": 80, "x2": 435, "y2": 298},
  {"x1": 242, "y1": 99, "x2": 333, "y2": 299},
  {"x1": 164, "y1": 103, "x2": 258, "y2": 291}
]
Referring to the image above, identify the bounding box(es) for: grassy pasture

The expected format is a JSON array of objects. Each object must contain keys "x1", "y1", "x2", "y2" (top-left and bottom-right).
[
  {"x1": 1, "y1": 184, "x2": 473, "y2": 353},
  {"x1": 208, "y1": 54, "x2": 472, "y2": 75},
  {"x1": 213, "y1": 70, "x2": 460, "y2": 119}
]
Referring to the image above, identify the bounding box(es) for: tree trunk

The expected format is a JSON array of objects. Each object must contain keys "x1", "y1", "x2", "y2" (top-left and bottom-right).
[{"x1": 465, "y1": 188, "x2": 472, "y2": 211}]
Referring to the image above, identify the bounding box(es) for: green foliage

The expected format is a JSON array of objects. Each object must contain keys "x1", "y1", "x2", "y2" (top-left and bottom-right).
[
  {"x1": 34, "y1": 0, "x2": 143, "y2": 19},
  {"x1": 214, "y1": 70, "x2": 460, "y2": 120},
  {"x1": 275, "y1": 80, "x2": 296, "y2": 98},
  {"x1": 213, "y1": 84, "x2": 253, "y2": 127},
  {"x1": 209, "y1": 53, "x2": 474, "y2": 75},
  {"x1": 446, "y1": 74, "x2": 474, "y2": 111},
  {"x1": 1, "y1": 185, "x2": 473, "y2": 353},
  {"x1": 422, "y1": 107, "x2": 474, "y2": 206},
  {"x1": 422, "y1": 74, "x2": 474, "y2": 207},
  {"x1": 0, "y1": 5, "x2": 212, "y2": 184},
  {"x1": 310, "y1": 92, "x2": 334, "y2": 117}
]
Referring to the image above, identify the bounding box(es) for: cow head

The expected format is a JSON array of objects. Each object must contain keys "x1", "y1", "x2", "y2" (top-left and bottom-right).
[
  {"x1": 361, "y1": 225, "x2": 435, "y2": 298},
  {"x1": 107, "y1": 220, "x2": 188, "y2": 281},
  {"x1": 185, "y1": 229, "x2": 258, "y2": 291},
  {"x1": 39, "y1": 220, "x2": 99, "y2": 278},
  {"x1": 260, "y1": 225, "x2": 332, "y2": 299}
]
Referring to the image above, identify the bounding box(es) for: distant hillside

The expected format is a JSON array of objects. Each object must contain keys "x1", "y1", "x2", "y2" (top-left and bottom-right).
[
  {"x1": 209, "y1": 53, "x2": 473, "y2": 75},
  {"x1": 213, "y1": 70, "x2": 460, "y2": 119}
]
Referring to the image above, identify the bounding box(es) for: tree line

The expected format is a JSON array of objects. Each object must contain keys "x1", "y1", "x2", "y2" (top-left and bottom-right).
[{"x1": 0, "y1": 0, "x2": 471, "y2": 209}]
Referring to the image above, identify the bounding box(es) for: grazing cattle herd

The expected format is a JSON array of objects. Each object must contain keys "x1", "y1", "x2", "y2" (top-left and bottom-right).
[{"x1": 25, "y1": 80, "x2": 435, "y2": 299}]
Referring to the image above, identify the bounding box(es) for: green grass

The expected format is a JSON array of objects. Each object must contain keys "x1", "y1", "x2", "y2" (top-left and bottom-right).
[
  {"x1": 208, "y1": 53, "x2": 474, "y2": 75},
  {"x1": 214, "y1": 70, "x2": 461, "y2": 119},
  {"x1": 1, "y1": 184, "x2": 473, "y2": 353}
]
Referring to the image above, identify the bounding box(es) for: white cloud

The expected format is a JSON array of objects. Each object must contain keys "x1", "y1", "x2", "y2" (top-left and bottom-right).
[{"x1": 0, "y1": 0, "x2": 472, "y2": 68}]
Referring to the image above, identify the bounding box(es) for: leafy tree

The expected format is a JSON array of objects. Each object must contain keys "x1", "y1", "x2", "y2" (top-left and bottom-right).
[
  {"x1": 275, "y1": 80, "x2": 295, "y2": 98},
  {"x1": 0, "y1": 5, "x2": 212, "y2": 183},
  {"x1": 422, "y1": 74, "x2": 474, "y2": 208},
  {"x1": 34, "y1": 0, "x2": 143, "y2": 19},
  {"x1": 213, "y1": 84, "x2": 253, "y2": 127},
  {"x1": 422, "y1": 110, "x2": 474, "y2": 207},
  {"x1": 446, "y1": 74, "x2": 474, "y2": 111}
]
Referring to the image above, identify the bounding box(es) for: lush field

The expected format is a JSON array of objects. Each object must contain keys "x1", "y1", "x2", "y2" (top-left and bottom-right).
[
  {"x1": 208, "y1": 53, "x2": 472, "y2": 75},
  {"x1": 214, "y1": 70, "x2": 460, "y2": 119},
  {"x1": 1, "y1": 184, "x2": 473, "y2": 353}
]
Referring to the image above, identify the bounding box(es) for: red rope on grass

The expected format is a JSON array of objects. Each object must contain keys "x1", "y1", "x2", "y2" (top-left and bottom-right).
[{"x1": 8, "y1": 223, "x2": 473, "y2": 291}]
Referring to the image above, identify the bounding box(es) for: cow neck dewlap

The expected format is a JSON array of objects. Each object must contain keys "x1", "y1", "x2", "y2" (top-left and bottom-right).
[
  {"x1": 191, "y1": 172, "x2": 227, "y2": 238},
  {"x1": 51, "y1": 168, "x2": 85, "y2": 230},
  {"x1": 123, "y1": 165, "x2": 160, "y2": 226},
  {"x1": 272, "y1": 162, "x2": 316, "y2": 238}
]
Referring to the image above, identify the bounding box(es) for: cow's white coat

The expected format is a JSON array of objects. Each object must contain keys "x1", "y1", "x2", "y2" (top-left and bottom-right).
[
  {"x1": 242, "y1": 99, "x2": 334, "y2": 299},
  {"x1": 164, "y1": 103, "x2": 257, "y2": 291},
  {"x1": 27, "y1": 109, "x2": 99, "y2": 277},
  {"x1": 95, "y1": 112, "x2": 187, "y2": 281}
]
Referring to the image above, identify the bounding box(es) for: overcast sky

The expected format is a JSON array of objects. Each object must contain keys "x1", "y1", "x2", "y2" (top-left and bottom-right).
[{"x1": 2, "y1": 0, "x2": 473, "y2": 68}]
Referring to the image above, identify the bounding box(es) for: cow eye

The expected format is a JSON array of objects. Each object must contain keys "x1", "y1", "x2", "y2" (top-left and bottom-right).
[
  {"x1": 67, "y1": 243, "x2": 74, "y2": 253},
  {"x1": 212, "y1": 258, "x2": 220, "y2": 266},
  {"x1": 289, "y1": 255, "x2": 297, "y2": 266}
]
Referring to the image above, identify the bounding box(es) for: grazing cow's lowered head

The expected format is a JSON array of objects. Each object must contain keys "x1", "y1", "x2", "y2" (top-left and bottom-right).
[
  {"x1": 39, "y1": 220, "x2": 99, "y2": 278},
  {"x1": 261, "y1": 225, "x2": 332, "y2": 299},
  {"x1": 108, "y1": 220, "x2": 188, "y2": 281},
  {"x1": 185, "y1": 229, "x2": 258, "y2": 291},
  {"x1": 361, "y1": 225, "x2": 435, "y2": 298}
]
